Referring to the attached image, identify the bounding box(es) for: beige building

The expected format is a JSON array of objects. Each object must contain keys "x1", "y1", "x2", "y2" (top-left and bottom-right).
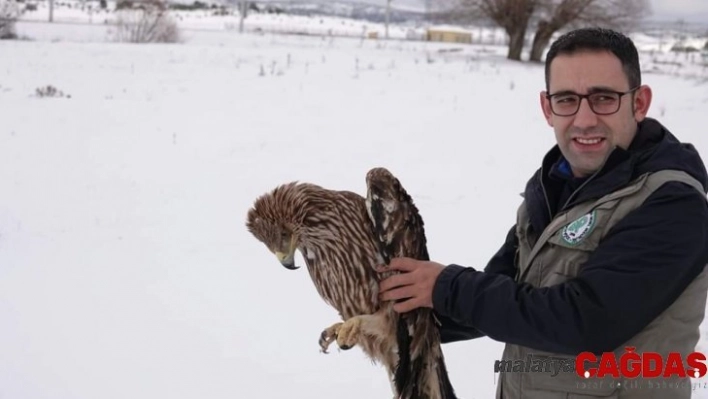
[{"x1": 426, "y1": 26, "x2": 473, "y2": 44}]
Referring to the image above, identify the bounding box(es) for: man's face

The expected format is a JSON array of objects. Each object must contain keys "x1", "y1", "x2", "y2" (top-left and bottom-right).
[{"x1": 540, "y1": 50, "x2": 652, "y2": 177}]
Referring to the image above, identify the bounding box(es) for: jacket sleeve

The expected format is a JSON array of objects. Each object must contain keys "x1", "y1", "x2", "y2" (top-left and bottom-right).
[
  {"x1": 432, "y1": 182, "x2": 708, "y2": 354},
  {"x1": 435, "y1": 224, "x2": 519, "y2": 343}
]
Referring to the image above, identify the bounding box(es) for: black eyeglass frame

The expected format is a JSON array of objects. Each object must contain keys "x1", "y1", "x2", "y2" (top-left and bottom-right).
[{"x1": 545, "y1": 86, "x2": 640, "y2": 116}]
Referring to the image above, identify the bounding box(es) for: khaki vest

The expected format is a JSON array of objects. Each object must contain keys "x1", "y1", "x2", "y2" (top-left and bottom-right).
[{"x1": 496, "y1": 170, "x2": 708, "y2": 399}]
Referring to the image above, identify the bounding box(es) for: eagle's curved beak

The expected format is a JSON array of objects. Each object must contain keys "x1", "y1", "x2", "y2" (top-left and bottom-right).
[{"x1": 276, "y1": 250, "x2": 298, "y2": 270}]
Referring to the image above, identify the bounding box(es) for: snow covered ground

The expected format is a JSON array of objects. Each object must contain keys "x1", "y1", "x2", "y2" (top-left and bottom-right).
[{"x1": 1, "y1": 6, "x2": 708, "y2": 399}]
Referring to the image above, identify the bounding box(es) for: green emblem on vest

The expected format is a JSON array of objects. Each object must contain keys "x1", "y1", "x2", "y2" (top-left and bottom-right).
[{"x1": 561, "y1": 210, "x2": 597, "y2": 245}]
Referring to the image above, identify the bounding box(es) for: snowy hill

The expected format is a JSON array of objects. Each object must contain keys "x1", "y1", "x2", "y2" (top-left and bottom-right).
[{"x1": 247, "y1": 1, "x2": 427, "y2": 23}]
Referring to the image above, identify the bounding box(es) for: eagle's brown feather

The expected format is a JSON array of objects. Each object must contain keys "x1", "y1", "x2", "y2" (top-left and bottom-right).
[{"x1": 246, "y1": 167, "x2": 456, "y2": 399}]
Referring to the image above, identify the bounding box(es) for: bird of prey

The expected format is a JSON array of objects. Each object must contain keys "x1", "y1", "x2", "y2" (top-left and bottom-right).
[{"x1": 246, "y1": 167, "x2": 457, "y2": 399}]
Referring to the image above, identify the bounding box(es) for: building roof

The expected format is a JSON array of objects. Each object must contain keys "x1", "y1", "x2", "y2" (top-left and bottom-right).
[{"x1": 426, "y1": 25, "x2": 473, "y2": 34}]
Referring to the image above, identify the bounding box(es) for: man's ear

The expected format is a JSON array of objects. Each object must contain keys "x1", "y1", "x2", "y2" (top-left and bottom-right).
[
  {"x1": 632, "y1": 85, "x2": 652, "y2": 121},
  {"x1": 540, "y1": 91, "x2": 554, "y2": 127}
]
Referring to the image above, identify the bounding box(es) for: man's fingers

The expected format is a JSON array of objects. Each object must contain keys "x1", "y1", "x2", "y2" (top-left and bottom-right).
[
  {"x1": 376, "y1": 258, "x2": 442, "y2": 313},
  {"x1": 377, "y1": 257, "x2": 417, "y2": 273},
  {"x1": 392, "y1": 298, "x2": 420, "y2": 313},
  {"x1": 379, "y1": 273, "x2": 414, "y2": 293},
  {"x1": 379, "y1": 285, "x2": 415, "y2": 302},
  {"x1": 389, "y1": 257, "x2": 417, "y2": 272}
]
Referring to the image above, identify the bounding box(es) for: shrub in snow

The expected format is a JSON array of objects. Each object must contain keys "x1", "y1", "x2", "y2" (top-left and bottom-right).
[
  {"x1": 34, "y1": 85, "x2": 71, "y2": 98},
  {"x1": 0, "y1": 0, "x2": 20, "y2": 40},
  {"x1": 111, "y1": 0, "x2": 181, "y2": 44}
]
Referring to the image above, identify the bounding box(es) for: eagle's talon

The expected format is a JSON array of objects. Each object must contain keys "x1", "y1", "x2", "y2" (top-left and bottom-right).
[{"x1": 319, "y1": 322, "x2": 342, "y2": 354}]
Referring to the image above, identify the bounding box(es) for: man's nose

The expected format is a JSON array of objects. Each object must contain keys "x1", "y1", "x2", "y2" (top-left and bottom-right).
[{"x1": 573, "y1": 98, "x2": 598, "y2": 129}]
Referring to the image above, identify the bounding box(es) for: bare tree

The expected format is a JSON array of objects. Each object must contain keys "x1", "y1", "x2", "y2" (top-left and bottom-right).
[
  {"x1": 0, "y1": 0, "x2": 19, "y2": 39},
  {"x1": 428, "y1": 0, "x2": 484, "y2": 25},
  {"x1": 111, "y1": 0, "x2": 181, "y2": 43},
  {"x1": 453, "y1": 0, "x2": 539, "y2": 60},
  {"x1": 528, "y1": 0, "x2": 593, "y2": 62},
  {"x1": 528, "y1": 0, "x2": 650, "y2": 62}
]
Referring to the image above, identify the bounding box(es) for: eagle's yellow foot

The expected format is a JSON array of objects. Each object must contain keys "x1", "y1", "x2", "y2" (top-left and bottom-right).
[
  {"x1": 336, "y1": 316, "x2": 362, "y2": 350},
  {"x1": 319, "y1": 322, "x2": 342, "y2": 354}
]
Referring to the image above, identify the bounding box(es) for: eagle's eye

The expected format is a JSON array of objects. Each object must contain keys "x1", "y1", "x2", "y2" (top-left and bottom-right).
[{"x1": 278, "y1": 230, "x2": 292, "y2": 248}]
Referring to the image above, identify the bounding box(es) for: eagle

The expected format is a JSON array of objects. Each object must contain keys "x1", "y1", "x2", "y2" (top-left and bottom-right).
[{"x1": 246, "y1": 167, "x2": 457, "y2": 399}]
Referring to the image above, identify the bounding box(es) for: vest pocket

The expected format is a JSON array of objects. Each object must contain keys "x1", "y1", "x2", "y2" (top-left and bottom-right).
[{"x1": 549, "y1": 259, "x2": 584, "y2": 282}]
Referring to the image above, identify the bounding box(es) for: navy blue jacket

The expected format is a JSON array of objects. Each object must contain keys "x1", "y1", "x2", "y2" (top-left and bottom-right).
[{"x1": 432, "y1": 118, "x2": 708, "y2": 355}]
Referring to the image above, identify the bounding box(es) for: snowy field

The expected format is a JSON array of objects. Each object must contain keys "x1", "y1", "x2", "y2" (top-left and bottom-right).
[{"x1": 1, "y1": 8, "x2": 708, "y2": 399}]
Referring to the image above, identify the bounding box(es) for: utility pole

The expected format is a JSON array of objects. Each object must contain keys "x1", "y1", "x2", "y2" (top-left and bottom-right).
[
  {"x1": 238, "y1": 1, "x2": 247, "y2": 33},
  {"x1": 49, "y1": 0, "x2": 54, "y2": 22},
  {"x1": 385, "y1": 0, "x2": 391, "y2": 39}
]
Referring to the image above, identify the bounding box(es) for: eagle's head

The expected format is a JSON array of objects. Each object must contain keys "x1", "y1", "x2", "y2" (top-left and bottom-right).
[{"x1": 246, "y1": 182, "x2": 305, "y2": 270}]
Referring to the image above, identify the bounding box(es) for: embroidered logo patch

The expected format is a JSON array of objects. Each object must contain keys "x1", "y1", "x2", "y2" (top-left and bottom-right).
[{"x1": 561, "y1": 211, "x2": 597, "y2": 245}]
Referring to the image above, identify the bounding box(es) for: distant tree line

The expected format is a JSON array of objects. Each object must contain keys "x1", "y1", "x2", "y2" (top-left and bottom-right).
[{"x1": 431, "y1": 0, "x2": 651, "y2": 61}]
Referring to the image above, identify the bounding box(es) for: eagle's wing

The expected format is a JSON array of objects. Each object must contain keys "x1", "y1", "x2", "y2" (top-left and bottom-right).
[{"x1": 365, "y1": 167, "x2": 457, "y2": 399}]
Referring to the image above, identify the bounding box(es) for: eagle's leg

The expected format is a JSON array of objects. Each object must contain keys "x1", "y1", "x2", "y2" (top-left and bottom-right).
[{"x1": 319, "y1": 313, "x2": 391, "y2": 353}]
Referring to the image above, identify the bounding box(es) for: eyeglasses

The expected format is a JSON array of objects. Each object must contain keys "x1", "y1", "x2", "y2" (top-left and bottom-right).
[{"x1": 545, "y1": 87, "x2": 639, "y2": 116}]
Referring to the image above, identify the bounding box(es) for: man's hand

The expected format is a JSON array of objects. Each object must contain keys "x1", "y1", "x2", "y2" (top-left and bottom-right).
[{"x1": 377, "y1": 257, "x2": 445, "y2": 313}]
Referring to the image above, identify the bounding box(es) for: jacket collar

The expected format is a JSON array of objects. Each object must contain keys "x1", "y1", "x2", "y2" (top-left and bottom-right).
[{"x1": 524, "y1": 119, "x2": 661, "y2": 235}]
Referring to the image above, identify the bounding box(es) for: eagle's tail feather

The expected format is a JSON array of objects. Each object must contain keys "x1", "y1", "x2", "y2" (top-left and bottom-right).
[
  {"x1": 394, "y1": 315, "x2": 413, "y2": 397},
  {"x1": 394, "y1": 312, "x2": 457, "y2": 399},
  {"x1": 435, "y1": 345, "x2": 457, "y2": 399}
]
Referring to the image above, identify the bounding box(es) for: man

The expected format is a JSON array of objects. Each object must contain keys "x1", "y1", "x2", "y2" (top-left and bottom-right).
[{"x1": 377, "y1": 27, "x2": 708, "y2": 398}]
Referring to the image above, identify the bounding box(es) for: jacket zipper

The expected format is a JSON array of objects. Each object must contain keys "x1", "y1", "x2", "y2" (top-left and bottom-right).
[
  {"x1": 540, "y1": 166, "x2": 552, "y2": 223},
  {"x1": 560, "y1": 165, "x2": 604, "y2": 212}
]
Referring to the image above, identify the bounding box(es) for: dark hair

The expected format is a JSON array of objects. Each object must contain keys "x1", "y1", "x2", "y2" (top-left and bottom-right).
[{"x1": 544, "y1": 27, "x2": 641, "y2": 92}]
